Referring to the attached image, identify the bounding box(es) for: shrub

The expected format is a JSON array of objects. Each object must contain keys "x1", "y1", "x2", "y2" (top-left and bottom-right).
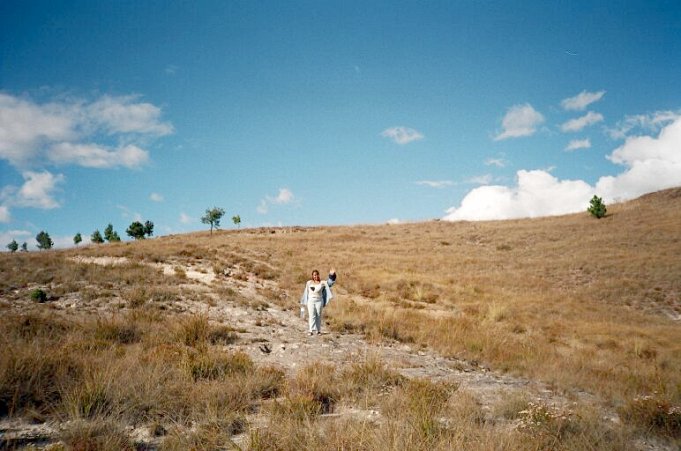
[
  {"x1": 30, "y1": 288, "x2": 48, "y2": 303},
  {"x1": 587, "y1": 195, "x2": 607, "y2": 219}
]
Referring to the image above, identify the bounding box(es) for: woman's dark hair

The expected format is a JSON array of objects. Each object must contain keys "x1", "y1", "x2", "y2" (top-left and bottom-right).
[{"x1": 312, "y1": 269, "x2": 320, "y2": 276}]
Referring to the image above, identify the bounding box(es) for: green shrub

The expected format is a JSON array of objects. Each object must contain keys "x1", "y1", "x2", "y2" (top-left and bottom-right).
[
  {"x1": 587, "y1": 195, "x2": 607, "y2": 219},
  {"x1": 30, "y1": 288, "x2": 48, "y2": 303}
]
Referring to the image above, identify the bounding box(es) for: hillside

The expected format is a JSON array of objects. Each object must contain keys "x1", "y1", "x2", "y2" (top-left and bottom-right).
[{"x1": 1, "y1": 188, "x2": 680, "y2": 450}]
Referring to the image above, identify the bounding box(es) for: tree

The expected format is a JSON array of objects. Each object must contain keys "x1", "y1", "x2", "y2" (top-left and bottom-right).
[
  {"x1": 201, "y1": 207, "x2": 225, "y2": 235},
  {"x1": 104, "y1": 224, "x2": 121, "y2": 242},
  {"x1": 74, "y1": 232, "x2": 82, "y2": 246},
  {"x1": 126, "y1": 221, "x2": 146, "y2": 240},
  {"x1": 91, "y1": 229, "x2": 105, "y2": 244},
  {"x1": 7, "y1": 239, "x2": 18, "y2": 253},
  {"x1": 20, "y1": 242, "x2": 28, "y2": 252},
  {"x1": 587, "y1": 195, "x2": 607, "y2": 219},
  {"x1": 126, "y1": 220, "x2": 154, "y2": 240},
  {"x1": 232, "y1": 215, "x2": 241, "y2": 229},
  {"x1": 143, "y1": 220, "x2": 154, "y2": 237},
  {"x1": 36, "y1": 231, "x2": 53, "y2": 250}
]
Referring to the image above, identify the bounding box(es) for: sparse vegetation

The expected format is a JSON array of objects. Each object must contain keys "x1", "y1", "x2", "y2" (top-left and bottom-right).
[
  {"x1": 74, "y1": 232, "x2": 82, "y2": 246},
  {"x1": 1, "y1": 188, "x2": 680, "y2": 449}
]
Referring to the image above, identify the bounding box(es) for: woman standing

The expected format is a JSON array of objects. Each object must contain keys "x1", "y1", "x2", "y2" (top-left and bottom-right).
[{"x1": 300, "y1": 269, "x2": 336, "y2": 335}]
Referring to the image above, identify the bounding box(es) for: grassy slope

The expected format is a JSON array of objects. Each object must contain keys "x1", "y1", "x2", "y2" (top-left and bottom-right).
[
  {"x1": 1, "y1": 188, "x2": 680, "y2": 449},
  {"x1": 59, "y1": 187, "x2": 681, "y2": 403}
]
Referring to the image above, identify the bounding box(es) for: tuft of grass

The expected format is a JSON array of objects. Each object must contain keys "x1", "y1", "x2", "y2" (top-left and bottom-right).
[
  {"x1": 619, "y1": 395, "x2": 681, "y2": 438},
  {"x1": 183, "y1": 349, "x2": 254, "y2": 382},
  {"x1": 341, "y1": 354, "x2": 404, "y2": 405},
  {"x1": 60, "y1": 418, "x2": 134, "y2": 451},
  {"x1": 93, "y1": 316, "x2": 141, "y2": 345}
]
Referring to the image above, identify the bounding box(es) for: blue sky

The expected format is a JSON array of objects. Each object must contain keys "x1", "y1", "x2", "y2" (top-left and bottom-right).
[{"x1": 2, "y1": 0, "x2": 681, "y2": 248}]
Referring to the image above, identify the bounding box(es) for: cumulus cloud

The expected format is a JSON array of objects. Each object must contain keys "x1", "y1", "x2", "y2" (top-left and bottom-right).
[
  {"x1": 86, "y1": 95, "x2": 173, "y2": 136},
  {"x1": 560, "y1": 111, "x2": 604, "y2": 132},
  {"x1": 443, "y1": 170, "x2": 593, "y2": 221},
  {"x1": 0, "y1": 92, "x2": 171, "y2": 169},
  {"x1": 381, "y1": 126, "x2": 424, "y2": 145},
  {"x1": 561, "y1": 90, "x2": 606, "y2": 111},
  {"x1": 565, "y1": 138, "x2": 591, "y2": 151},
  {"x1": 49, "y1": 143, "x2": 149, "y2": 168},
  {"x1": 494, "y1": 104, "x2": 544, "y2": 141},
  {"x1": 0, "y1": 93, "x2": 76, "y2": 167},
  {"x1": 597, "y1": 116, "x2": 681, "y2": 200},
  {"x1": 444, "y1": 117, "x2": 681, "y2": 221},
  {"x1": 0, "y1": 92, "x2": 172, "y2": 220},
  {"x1": 150, "y1": 192, "x2": 164, "y2": 202},
  {"x1": 1, "y1": 171, "x2": 65, "y2": 210},
  {"x1": 258, "y1": 188, "x2": 295, "y2": 214},
  {"x1": 415, "y1": 180, "x2": 453, "y2": 188}
]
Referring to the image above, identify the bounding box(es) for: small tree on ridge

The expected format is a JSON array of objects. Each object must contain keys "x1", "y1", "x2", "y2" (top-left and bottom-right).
[
  {"x1": 7, "y1": 239, "x2": 18, "y2": 253},
  {"x1": 201, "y1": 207, "x2": 225, "y2": 235},
  {"x1": 587, "y1": 195, "x2": 607, "y2": 219},
  {"x1": 36, "y1": 231, "x2": 53, "y2": 250}
]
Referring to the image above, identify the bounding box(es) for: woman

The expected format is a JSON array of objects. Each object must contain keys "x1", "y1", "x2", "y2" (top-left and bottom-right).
[{"x1": 300, "y1": 269, "x2": 336, "y2": 335}]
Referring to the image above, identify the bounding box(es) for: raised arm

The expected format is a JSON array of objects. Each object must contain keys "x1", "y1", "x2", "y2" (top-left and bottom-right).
[{"x1": 327, "y1": 268, "x2": 337, "y2": 288}]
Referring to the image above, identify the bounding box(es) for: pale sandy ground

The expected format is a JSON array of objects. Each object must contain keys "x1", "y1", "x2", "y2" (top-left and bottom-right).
[{"x1": 0, "y1": 257, "x2": 673, "y2": 450}]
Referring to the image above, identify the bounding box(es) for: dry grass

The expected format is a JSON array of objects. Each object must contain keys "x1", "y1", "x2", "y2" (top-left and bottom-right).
[{"x1": 1, "y1": 188, "x2": 681, "y2": 448}]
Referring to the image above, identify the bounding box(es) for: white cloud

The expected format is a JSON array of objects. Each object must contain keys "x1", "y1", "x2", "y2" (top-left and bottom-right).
[
  {"x1": 560, "y1": 111, "x2": 604, "y2": 133},
  {"x1": 258, "y1": 188, "x2": 295, "y2": 215},
  {"x1": 606, "y1": 110, "x2": 680, "y2": 140},
  {"x1": 0, "y1": 93, "x2": 76, "y2": 167},
  {"x1": 86, "y1": 95, "x2": 173, "y2": 136},
  {"x1": 494, "y1": 104, "x2": 544, "y2": 141},
  {"x1": 415, "y1": 180, "x2": 453, "y2": 188},
  {"x1": 561, "y1": 90, "x2": 606, "y2": 111},
  {"x1": 597, "y1": 116, "x2": 681, "y2": 200},
  {"x1": 49, "y1": 143, "x2": 149, "y2": 168},
  {"x1": 0, "y1": 206, "x2": 9, "y2": 223},
  {"x1": 150, "y1": 192, "x2": 164, "y2": 202},
  {"x1": 0, "y1": 92, "x2": 171, "y2": 169},
  {"x1": 565, "y1": 138, "x2": 591, "y2": 151},
  {"x1": 466, "y1": 174, "x2": 494, "y2": 185},
  {"x1": 179, "y1": 212, "x2": 192, "y2": 224},
  {"x1": 270, "y1": 188, "x2": 294, "y2": 204},
  {"x1": 443, "y1": 170, "x2": 593, "y2": 221},
  {"x1": 381, "y1": 126, "x2": 424, "y2": 145},
  {"x1": 444, "y1": 116, "x2": 681, "y2": 221},
  {"x1": 386, "y1": 218, "x2": 401, "y2": 225},
  {"x1": 7, "y1": 171, "x2": 65, "y2": 209},
  {"x1": 485, "y1": 158, "x2": 507, "y2": 168}
]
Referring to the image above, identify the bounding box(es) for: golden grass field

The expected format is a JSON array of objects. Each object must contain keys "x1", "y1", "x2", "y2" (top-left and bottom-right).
[{"x1": 1, "y1": 188, "x2": 680, "y2": 450}]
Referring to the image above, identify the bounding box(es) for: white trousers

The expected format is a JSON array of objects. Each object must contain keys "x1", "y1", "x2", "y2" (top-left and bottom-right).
[{"x1": 307, "y1": 300, "x2": 323, "y2": 333}]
